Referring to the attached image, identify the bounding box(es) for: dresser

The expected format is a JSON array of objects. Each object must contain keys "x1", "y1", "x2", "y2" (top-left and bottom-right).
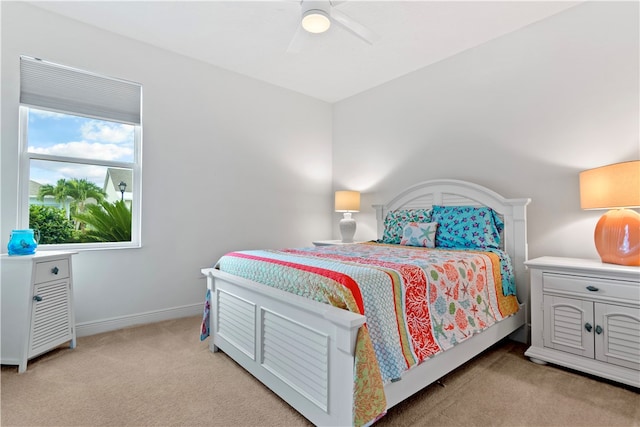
[
  {"x1": 1, "y1": 251, "x2": 77, "y2": 373},
  {"x1": 525, "y1": 256, "x2": 640, "y2": 387}
]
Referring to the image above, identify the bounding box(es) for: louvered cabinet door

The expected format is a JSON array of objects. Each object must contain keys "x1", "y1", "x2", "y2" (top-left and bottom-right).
[
  {"x1": 594, "y1": 304, "x2": 640, "y2": 371},
  {"x1": 543, "y1": 295, "x2": 594, "y2": 358},
  {"x1": 29, "y1": 280, "x2": 74, "y2": 358}
]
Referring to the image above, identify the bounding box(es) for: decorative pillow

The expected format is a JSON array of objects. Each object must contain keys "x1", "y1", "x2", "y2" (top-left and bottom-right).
[
  {"x1": 382, "y1": 208, "x2": 432, "y2": 244},
  {"x1": 431, "y1": 205, "x2": 504, "y2": 249},
  {"x1": 400, "y1": 222, "x2": 437, "y2": 248}
]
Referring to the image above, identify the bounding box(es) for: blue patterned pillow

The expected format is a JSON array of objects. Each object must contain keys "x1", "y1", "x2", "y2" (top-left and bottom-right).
[
  {"x1": 382, "y1": 209, "x2": 432, "y2": 244},
  {"x1": 431, "y1": 205, "x2": 504, "y2": 249}
]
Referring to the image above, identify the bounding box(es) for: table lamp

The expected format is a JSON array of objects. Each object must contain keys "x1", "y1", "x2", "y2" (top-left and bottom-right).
[
  {"x1": 579, "y1": 160, "x2": 640, "y2": 266},
  {"x1": 335, "y1": 190, "x2": 360, "y2": 243}
]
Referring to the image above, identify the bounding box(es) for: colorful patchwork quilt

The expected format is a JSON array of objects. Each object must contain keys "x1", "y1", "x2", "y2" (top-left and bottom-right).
[{"x1": 202, "y1": 242, "x2": 519, "y2": 426}]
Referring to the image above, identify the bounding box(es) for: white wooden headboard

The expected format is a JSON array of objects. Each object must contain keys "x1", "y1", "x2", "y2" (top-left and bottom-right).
[{"x1": 372, "y1": 179, "x2": 531, "y2": 321}]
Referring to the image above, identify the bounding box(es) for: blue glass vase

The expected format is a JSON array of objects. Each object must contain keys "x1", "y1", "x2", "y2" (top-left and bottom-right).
[{"x1": 7, "y1": 229, "x2": 39, "y2": 256}]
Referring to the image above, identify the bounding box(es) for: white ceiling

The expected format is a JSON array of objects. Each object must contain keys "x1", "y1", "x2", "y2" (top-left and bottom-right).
[{"x1": 28, "y1": 1, "x2": 580, "y2": 103}]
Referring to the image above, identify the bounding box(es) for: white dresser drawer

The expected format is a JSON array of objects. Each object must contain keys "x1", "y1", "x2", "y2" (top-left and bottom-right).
[
  {"x1": 34, "y1": 259, "x2": 70, "y2": 283},
  {"x1": 543, "y1": 273, "x2": 639, "y2": 302}
]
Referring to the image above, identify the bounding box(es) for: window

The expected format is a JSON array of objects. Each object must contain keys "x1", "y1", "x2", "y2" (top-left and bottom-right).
[{"x1": 19, "y1": 56, "x2": 142, "y2": 249}]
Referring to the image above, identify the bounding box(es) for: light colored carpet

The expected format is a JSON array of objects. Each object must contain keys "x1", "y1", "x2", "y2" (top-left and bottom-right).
[{"x1": 2, "y1": 316, "x2": 638, "y2": 426}]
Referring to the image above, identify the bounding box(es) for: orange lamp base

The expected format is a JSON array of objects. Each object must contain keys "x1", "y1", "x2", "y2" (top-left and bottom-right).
[{"x1": 594, "y1": 208, "x2": 640, "y2": 266}]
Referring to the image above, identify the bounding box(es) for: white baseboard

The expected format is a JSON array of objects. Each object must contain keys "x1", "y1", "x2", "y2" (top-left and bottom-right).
[{"x1": 75, "y1": 303, "x2": 203, "y2": 337}]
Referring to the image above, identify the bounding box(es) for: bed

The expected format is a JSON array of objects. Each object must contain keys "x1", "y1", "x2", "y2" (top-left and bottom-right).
[{"x1": 201, "y1": 179, "x2": 531, "y2": 426}]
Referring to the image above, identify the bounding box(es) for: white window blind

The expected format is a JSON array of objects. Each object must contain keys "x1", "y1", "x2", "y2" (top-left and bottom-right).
[{"x1": 20, "y1": 56, "x2": 141, "y2": 125}]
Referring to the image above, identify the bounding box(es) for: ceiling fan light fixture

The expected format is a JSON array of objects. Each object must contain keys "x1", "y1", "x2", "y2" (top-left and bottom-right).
[{"x1": 302, "y1": 9, "x2": 331, "y2": 33}]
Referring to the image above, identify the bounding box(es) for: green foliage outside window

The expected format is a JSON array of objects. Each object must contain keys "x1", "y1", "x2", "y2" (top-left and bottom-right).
[
  {"x1": 37, "y1": 178, "x2": 107, "y2": 220},
  {"x1": 29, "y1": 205, "x2": 75, "y2": 244},
  {"x1": 73, "y1": 200, "x2": 132, "y2": 242},
  {"x1": 30, "y1": 178, "x2": 131, "y2": 244}
]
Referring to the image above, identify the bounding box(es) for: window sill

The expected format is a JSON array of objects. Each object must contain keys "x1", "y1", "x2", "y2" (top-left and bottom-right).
[{"x1": 37, "y1": 242, "x2": 142, "y2": 252}]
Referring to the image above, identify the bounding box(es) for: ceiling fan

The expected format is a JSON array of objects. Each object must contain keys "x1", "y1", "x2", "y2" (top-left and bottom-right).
[{"x1": 287, "y1": 0, "x2": 379, "y2": 53}]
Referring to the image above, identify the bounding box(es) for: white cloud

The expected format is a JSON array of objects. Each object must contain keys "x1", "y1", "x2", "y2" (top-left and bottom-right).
[
  {"x1": 59, "y1": 164, "x2": 108, "y2": 184},
  {"x1": 30, "y1": 141, "x2": 133, "y2": 161},
  {"x1": 31, "y1": 162, "x2": 108, "y2": 188},
  {"x1": 81, "y1": 121, "x2": 133, "y2": 144}
]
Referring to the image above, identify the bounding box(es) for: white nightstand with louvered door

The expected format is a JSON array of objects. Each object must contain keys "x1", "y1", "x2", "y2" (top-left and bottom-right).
[
  {"x1": 525, "y1": 257, "x2": 640, "y2": 388},
  {"x1": 1, "y1": 251, "x2": 77, "y2": 373}
]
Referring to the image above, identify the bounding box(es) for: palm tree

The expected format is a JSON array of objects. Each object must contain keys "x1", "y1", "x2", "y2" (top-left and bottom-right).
[
  {"x1": 37, "y1": 178, "x2": 72, "y2": 217},
  {"x1": 64, "y1": 178, "x2": 107, "y2": 214},
  {"x1": 37, "y1": 178, "x2": 107, "y2": 227},
  {"x1": 73, "y1": 200, "x2": 131, "y2": 242}
]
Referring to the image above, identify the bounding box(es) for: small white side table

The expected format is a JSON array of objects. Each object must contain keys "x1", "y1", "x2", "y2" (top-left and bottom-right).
[
  {"x1": 1, "y1": 251, "x2": 77, "y2": 373},
  {"x1": 525, "y1": 256, "x2": 640, "y2": 388}
]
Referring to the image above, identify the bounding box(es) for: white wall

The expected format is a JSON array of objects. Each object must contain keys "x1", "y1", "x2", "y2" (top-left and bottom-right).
[
  {"x1": 332, "y1": 1, "x2": 639, "y2": 261},
  {"x1": 2, "y1": 1, "x2": 638, "y2": 336},
  {"x1": 1, "y1": 2, "x2": 333, "y2": 334}
]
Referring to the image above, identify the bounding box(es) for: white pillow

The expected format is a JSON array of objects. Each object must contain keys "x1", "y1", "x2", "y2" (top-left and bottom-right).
[{"x1": 400, "y1": 222, "x2": 438, "y2": 248}]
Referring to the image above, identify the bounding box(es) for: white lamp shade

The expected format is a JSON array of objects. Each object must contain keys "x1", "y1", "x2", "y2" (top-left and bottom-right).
[
  {"x1": 335, "y1": 190, "x2": 360, "y2": 212},
  {"x1": 579, "y1": 160, "x2": 640, "y2": 209}
]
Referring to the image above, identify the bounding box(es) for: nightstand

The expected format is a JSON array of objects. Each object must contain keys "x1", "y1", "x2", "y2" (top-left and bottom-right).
[
  {"x1": 1, "y1": 251, "x2": 77, "y2": 373},
  {"x1": 312, "y1": 240, "x2": 363, "y2": 246},
  {"x1": 525, "y1": 256, "x2": 640, "y2": 387}
]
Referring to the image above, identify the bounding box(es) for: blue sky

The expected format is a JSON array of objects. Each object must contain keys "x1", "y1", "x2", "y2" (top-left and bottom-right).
[{"x1": 28, "y1": 108, "x2": 134, "y2": 188}]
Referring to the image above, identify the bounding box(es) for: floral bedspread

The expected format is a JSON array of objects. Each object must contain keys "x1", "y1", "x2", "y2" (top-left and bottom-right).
[{"x1": 202, "y1": 242, "x2": 519, "y2": 426}]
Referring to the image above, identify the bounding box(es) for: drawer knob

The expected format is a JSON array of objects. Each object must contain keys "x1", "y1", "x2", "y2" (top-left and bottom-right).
[
  {"x1": 51, "y1": 266, "x2": 59, "y2": 275},
  {"x1": 595, "y1": 325, "x2": 603, "y2": 335},
  {"x1": 585, "y1": 322, "x2": 593, "y2": 332},
  {"x1": 586, "y1": 285, "x2": 599, "y2": 292},
  {"x1": 33, "y1": 295, "x2": 43, "y2": 302}
]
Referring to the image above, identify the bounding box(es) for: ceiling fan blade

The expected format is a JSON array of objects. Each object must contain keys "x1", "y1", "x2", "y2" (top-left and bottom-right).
[
  {"x1": 286, "y1": 25, "x2": 306, "y2": 54},
  {"x1": 330, "y1": 8, "x2": 379, "y2": 45}
]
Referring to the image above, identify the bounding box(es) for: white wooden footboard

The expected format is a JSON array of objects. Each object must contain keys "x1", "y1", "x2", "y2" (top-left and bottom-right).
[
  {"x1": 202, "y1": 268, "x2": 525, "y2": 426},
  {"x1": 201, "y1": 268, "x2": 365, "y2": 427}
]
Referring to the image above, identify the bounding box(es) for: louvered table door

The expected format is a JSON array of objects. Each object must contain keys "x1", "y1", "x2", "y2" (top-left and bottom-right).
[
  {"x1": 29, "y1": 279, "x2": 75, "y2": 358},
  {"x1": 543, "y1": 295, "x2": 594, "y2": 358},
  {"x1": 594, "y1": 304, "x2": 640, "y2": 371}
]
